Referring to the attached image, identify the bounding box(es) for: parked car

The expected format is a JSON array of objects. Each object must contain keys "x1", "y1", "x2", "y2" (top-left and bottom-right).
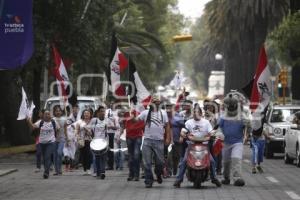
[
  {"x1": 263, "y1": 104, "x2": 300, "y2": 158},
  {"x1": 44, "y1": 96, "x2": 103, "y2": 117},
  {"x1": 284, "y1": 112, "x2": 300, "y2": 167}
]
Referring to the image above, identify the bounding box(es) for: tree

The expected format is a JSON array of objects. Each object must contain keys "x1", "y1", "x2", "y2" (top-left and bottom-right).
[
  {"x1": 204, "y1": 0, "x2": 289, "y2": 93},
  {"x1": 0, "y1": 0, "x2": 184, "y2": 145},
  {"x1": 270, "y1": 12, "x2": 300, "y2": 101}
]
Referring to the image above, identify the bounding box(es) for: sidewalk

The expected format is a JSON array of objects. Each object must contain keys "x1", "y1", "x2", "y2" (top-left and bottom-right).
[{"x1": 0, "y1": 168, "x2": 18, "y2": 177}]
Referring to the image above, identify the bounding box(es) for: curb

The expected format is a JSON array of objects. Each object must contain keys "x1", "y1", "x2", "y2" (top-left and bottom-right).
[
  {"x1": 0, "y1": 169, "x2": 18, "y2": 177},
  {"x1": 0, "y1": 144, "x2": 35, "y2": 156}
]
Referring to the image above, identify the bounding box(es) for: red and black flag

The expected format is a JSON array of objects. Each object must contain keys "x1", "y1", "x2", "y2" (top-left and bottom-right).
[
  {"x1": 128, "y1": 58, "x2": 151, "y2": 112},
  {"x1": 107, "y1": 33, "x2": 128, "y2": 98}
]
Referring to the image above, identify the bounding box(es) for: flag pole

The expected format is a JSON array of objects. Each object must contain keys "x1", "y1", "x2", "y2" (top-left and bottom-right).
[{"x1": 120, "y1": 11, "x2": 128, "y2": 25}]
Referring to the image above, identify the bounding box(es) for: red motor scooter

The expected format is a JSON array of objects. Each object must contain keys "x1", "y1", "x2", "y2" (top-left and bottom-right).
[
  {"x1": 186, "y1": 141, "x2": 210, "y2": 188},
  {"x1": 185, "y1": 135, "x2": 223, "y2": 188}
]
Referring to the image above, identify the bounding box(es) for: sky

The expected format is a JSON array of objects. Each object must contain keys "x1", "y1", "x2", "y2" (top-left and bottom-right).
[{"x1": 177, "y1": 0, "x2": 211, "y2": 20}]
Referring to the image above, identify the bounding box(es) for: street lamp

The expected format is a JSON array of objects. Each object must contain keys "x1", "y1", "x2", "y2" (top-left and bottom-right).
[
  {"x1": 215, "y1": 53, "x2": 225, "y2": 71},
  {"x1": 215, "y1": 53, "x2": 223, "y2": 60}
]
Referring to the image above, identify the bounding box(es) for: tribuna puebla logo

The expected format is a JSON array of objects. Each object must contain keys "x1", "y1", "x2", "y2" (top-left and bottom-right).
[
  {"x1": 2, "y1": 14, "x2": 25, "y2": 34},
  {"x1": 0, "y1": 0, "x2": 25, "y2": 34}
]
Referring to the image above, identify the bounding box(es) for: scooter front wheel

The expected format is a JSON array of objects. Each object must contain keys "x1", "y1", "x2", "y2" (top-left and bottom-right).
[{"x1": 193, "y1": 181, "x2": 201, "y2": 189}]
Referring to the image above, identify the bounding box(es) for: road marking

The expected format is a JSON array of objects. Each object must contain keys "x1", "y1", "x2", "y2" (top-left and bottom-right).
[
  {"x1": 243, "y1": 159, "x2": 250, "y2": 163},
  {"x1": 286, "y1": 191, "x2": 300, "y2": 200},
  {"x1": 266, "y1": 176, "x2": 279, "y2": 183}
]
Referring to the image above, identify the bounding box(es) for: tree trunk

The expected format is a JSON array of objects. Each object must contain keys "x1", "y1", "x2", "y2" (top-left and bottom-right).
[
  {"x1": 291, "y1": 64, "x2": 300, "y2": 102},
  {"x1": 0, "y1": 70, "x2": 32, "y2": 145},
  {"x1": 32, "y1": 66, "x2": 42, "y2": 122}
]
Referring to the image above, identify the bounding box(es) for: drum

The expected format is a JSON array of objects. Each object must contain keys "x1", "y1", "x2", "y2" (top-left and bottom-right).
[{"x1": 90, "y1": 138, "x2": 108, "y2": 155}]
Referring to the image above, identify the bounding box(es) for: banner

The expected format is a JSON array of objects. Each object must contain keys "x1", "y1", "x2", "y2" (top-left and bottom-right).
[{"x1": 0, "y1": 0, "x2": 33, "y2": 69}]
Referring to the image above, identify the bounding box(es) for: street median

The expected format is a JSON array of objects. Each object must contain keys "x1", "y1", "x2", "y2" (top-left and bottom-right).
[{"x1": 0, "y1": 144, "x2": 35, "y2": 156}]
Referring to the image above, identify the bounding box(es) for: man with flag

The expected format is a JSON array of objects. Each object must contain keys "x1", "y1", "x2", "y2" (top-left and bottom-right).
[
  {"x1": 106, "y1": 33, "x2": 128, "y2": 170},
  {"x1": 244, "y1": 46, "x2": 272, "y2": 174}
]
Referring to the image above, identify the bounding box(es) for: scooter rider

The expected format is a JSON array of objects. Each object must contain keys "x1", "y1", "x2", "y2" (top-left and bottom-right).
[{"x1": 173, "y1": 104, "x2": 221, "y2": 187}]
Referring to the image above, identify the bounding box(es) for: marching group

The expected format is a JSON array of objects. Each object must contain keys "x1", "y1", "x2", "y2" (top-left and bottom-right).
[{"x1": 26, "y1": 92, "x2": 268, "y2": 188}]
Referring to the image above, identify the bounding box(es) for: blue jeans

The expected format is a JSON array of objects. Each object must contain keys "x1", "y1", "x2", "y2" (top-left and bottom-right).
[
  {"x1": 176, "y1": 145, "x2": 217, "y2": 182},
  {"x1": 36, "y1": 143, "x2": 42, "y2": 169},
  {"x1": 126, "y1": 137, "x2": 142, "y2": 178},
  {"x1": 40, "y1": 142, "x2": 55, "y2": 176},
  {"x1": 251, "y1": 138, "x2": 265, "y2": 165},
  {"x1": 107, "y1": 133, "x2": 115, "y2": 169},
  {"x1": 94, "y1": 153, "x2": 106, "y2": 176},
  {"x1": 142, "y1": 139, "x2": 164, "y2": 185},
  {"x1": 54, "y1": 141, "x2": 65, "y2": 174},
  {"x1": 115, "y1": 142, "x2": 124, "y2": 169}
]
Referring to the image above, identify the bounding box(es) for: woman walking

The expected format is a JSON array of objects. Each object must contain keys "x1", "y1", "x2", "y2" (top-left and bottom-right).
[
  {"x1": 53, "y1": 105, "x2": 68, "y2": 175},
  {"x1": 125, "y1": 110, "x2": 144, "y2": 181},
  {"x1": 75, "y1": 109, "x2": 93, "y2": 175},
  {"x1": 27, "y1": 109, "x2": 60, "y2": 179}
]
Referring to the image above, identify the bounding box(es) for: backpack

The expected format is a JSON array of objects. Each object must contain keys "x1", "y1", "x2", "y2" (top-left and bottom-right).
[
  {"x1": 145, "y1": 110, "x2": 164, "y2": 127},
  {"x1": 39, "y1": 119, "x2": 57, "y2": 137}
]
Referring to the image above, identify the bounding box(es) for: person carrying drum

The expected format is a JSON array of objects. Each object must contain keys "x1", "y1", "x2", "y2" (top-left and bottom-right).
[
  {"x1": 136, "y1": 95, "x2": 171, "y2": 188},
  {"x1": 90, "y1": 106, "x2": 108, "y2": 179}
]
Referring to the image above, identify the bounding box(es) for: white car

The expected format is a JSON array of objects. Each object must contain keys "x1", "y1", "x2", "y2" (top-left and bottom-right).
[
  {"x1": 44, "y1": 96, "x2": 103, "y2": 117},
  {"x1": 263, "y1": 104, "x2": 300, "y2": 158},
  {"x1": 284, "y1": 112, "x2": 300, "y2": 167}
]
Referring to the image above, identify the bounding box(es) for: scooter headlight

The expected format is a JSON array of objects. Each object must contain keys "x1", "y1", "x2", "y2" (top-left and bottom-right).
[{"x1": 189, "y1": 150, "x2": 208, "y2": 160}]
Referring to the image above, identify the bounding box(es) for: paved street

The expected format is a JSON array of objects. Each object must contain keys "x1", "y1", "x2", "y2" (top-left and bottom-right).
[{"x1": 1, "y1": 146, "x2": 300, "y2": 200}]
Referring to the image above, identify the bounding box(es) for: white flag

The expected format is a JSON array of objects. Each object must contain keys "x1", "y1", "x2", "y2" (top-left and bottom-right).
[
  {"x1": 17, "y1": 87, "x2": 30, "y2": 120},
  {"x1": 28, "y1": 102, "x2": 35, "y2": 119}
]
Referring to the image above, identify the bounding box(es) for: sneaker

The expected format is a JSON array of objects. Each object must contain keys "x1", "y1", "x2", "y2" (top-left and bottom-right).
[
  {"x1": 35, "y1": 168, "x2": 41, "y2": 173},
  {"x1": 145, "y1": 183, "x2": 152, "y2": 188},
  {"x1": 211, "y1": 178, "x2": 222, "y2": 187},
  {"x1": 87, "y1": 170, "x2": 92, "y2": 175},
  {"x1": 92, "y1": 173, "x2": 97, "y2": 177},
  {"x1": 53, "y1": 173, "x2": 59, "y2": 176},
  {"x1": 221, "y1": 178, "x2": 230, "y2": 185},
  {"x1": 173, "y1": 180, "x2": 181, "y2": 188},
  {"x1": 252, "y1": 167, "x2": 257, "y2": 174},
  {"x1": 256, "y1": 166, "x2": 264, "y2": 173},
  {"x1": 234, "y1": 178, "x2": 245, "y2": 187},
  {"x1": 157, "y1": 175, "x2": 163, "y2": 184},
  {"x1": 43, "y1": 173, "x2": 49, "y2": 179},
  {"x1": 127, "y1": 177, "x2": 134, "y2": 181},
  {"x1": 134, "y1": 177, "x2": 139, "y2": 181},
  {"x1": 82, "y1": 171, "x2": 89, "y2": 176},
  {"x1": 100, "y1": 173, "x2": 106, "y2": 179}
]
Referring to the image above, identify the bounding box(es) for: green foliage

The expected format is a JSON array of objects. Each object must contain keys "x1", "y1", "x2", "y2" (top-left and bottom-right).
[
  {"x1": 190, "y1": 0, "x2": 290, "y2": 92},
  {"x1": 23, "y1": 0, "x2": 184, "y2": 97},
  {"x1": 270, "y1": 11, "x2": 300, "y2": 66}
]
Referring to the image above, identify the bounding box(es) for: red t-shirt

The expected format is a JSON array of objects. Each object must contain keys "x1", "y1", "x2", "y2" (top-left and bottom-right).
[{"x1": 125, "y1": 119, "x2": 144, "y2": 138}]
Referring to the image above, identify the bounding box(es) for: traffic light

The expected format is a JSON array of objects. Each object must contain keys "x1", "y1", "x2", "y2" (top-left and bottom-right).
[
  {"x1": 278, "y1": 68, "x2": 288, "y2": 87},
  {"x1": 172, "y1": 34, "x2": 193, "y2": 42}
]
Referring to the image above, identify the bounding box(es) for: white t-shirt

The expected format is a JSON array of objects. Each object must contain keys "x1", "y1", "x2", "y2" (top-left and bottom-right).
[
  {"x1": 183, "y1": 118, "x2": 213, "y2": 139},
  {"x1": 137, "y1": 109, "x2": 169, "y2": 140},
  {"x1": 90, "y1": 118, "x2": 107, "y2": 139},
  {"x1": 106, "y1": 109, "x2": 120, "y2": 133},
  {"x1": 53, "y1": 116, "x2": 67, "y2": 142},
  {"x1": 34, "y1": 120, "x2": 60, "y2": 144},
  {"x1": 77, "y1": 119, "x2": 93, "y2": 141}
]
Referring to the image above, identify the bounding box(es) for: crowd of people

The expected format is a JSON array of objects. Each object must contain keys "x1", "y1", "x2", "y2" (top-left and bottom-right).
[{"x1": 26, "y1": 91, "x2": 268, "y2": 188}]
